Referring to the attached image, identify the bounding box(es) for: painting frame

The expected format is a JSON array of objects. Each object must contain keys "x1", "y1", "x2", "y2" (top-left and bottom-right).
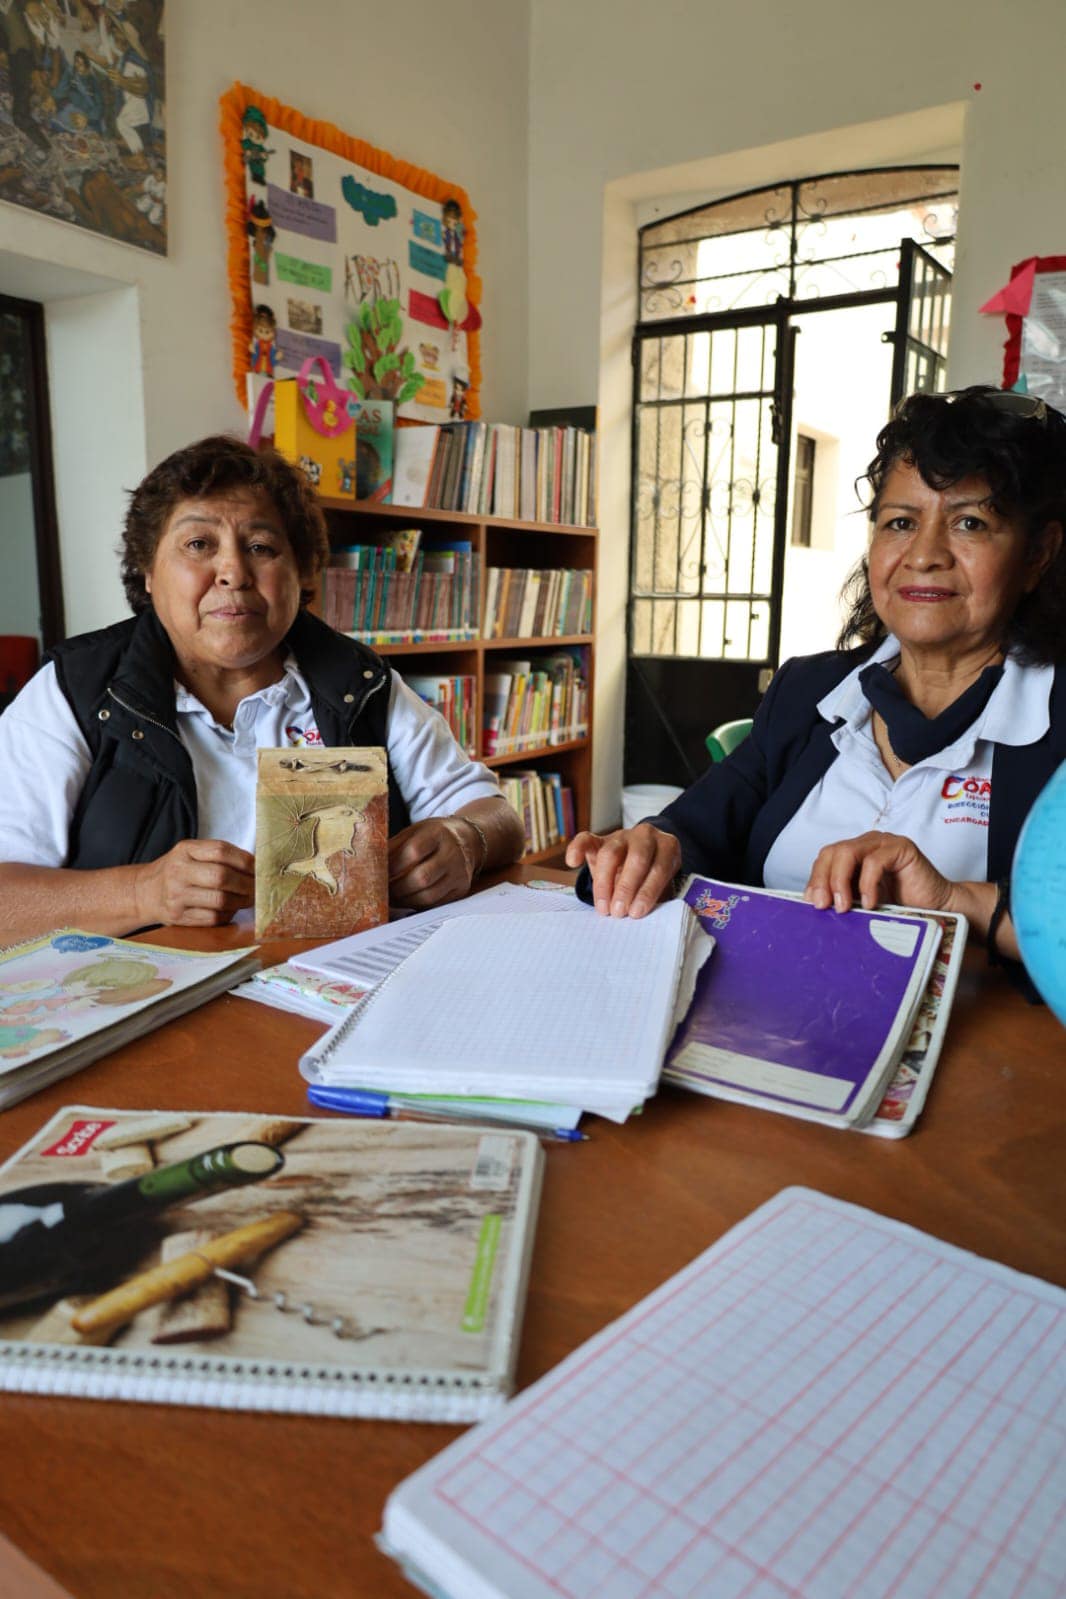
[{"x1": 0, "y1": 0, "x2": 166, "y2": 255}]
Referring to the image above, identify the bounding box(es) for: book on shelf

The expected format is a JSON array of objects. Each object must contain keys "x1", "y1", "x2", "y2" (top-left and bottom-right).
[
  {"x1": 404, "y1": 673, "x2": 477, "y2": 757},
  {"x1": 254, "y1": 747, "x2": 388, "y2": 940},
  {"x1": 500, "y1": 770, "x2": 571, "y2": 856},
  {"x1": 386, "y1": 420, "x2": 596, "y2": 524},
  {"x1": 392, "y1": 424, "x2": 439, "y2": 507},
  {"x1": 350, "y1": 399, "x2": 394, "y2": 502},
  {"x1": 299, "y1": 899, "x2": 712, "y2": 1111},
  {"x1": 663, "y1": 875, "x2": 952, "y2": 1131},
  {"x1": 0, "y1": 934, "x2": 260, "y2": 1112},
  {"x1": 0, "y1": 1104, "x2": 544, "y2": 1422},
  {"x1": 483, "y1": 567, "x2": 593, "y2": 640},
  {"x1": 482, "y1": 649, "x2": 588, "y2": 755},
  {"x1": 380, "y1": 1186, "x2": 1066, "y2": 1599},
  {"x1": 321, "y1": 539, "x2": 479, "y2": 644}
]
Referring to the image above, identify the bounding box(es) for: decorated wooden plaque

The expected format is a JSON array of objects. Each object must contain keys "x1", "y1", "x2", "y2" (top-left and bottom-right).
[{"x1": 254, "y1": 748, "x2": 388, "y2": 939}]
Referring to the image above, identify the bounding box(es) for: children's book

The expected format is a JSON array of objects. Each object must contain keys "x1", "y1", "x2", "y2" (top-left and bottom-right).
[
  {"x1": 351, "y1": 398, "x2": 394, "y2": 501},
  {"x1": 0, "y1": 934, "x2": 260, "y2": 1112},
  {"x1": 254, "y1": 746, "x2": 388, "y2": 939},
  {"x1": 0, "y1": 1105, "x2": 544, "y2": 1422},
  {"x1": 380, "y1": 1186, "x2": 1066, "y2": 1599},
  {"x1": 663, "y1": 876, "x2": 943, "y2": 1129}
]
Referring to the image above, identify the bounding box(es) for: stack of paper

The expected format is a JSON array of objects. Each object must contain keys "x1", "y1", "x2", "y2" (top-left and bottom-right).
[
  {"x1": 299, "y1": 900, "x2": 711, "y2": 1120},
  {"x1": 235, "y1": 880, "x2": 584, "y2": 1023}
]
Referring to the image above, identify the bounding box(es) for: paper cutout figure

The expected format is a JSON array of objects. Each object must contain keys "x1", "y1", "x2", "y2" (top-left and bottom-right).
[
  {"x1": 249, "y1": 304, "x2": 277, "y2": 375},
  {"x1": 241, "y1": 106, "x2": 273, "y2": 184},
  {"x1": 247, "y1": 197, "x2": 276, "y2": 285}
]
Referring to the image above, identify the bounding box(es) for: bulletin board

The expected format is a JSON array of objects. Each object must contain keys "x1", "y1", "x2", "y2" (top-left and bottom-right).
[{"x1": 220, "y1": 83, "x2": 481, "y2": 423}]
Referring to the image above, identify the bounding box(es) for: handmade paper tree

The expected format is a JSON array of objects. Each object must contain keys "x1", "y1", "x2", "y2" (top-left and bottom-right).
[{"x1": 342, "y1": 301, "x2": 425, "y2": 405}]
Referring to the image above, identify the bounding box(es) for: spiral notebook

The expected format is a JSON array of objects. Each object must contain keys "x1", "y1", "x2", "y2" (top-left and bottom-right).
[
  {"x1": 299, "y1": 900, "x2": 712, "y2": 1108},
  {"x1": 0, "y1": 1106, "x2": 543, "y2": 1421},
  {"x1": 381, "y1": 1187, "x2": 1066, "y2": 1599}
]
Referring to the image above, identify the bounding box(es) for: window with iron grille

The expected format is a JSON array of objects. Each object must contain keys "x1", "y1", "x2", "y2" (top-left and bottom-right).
[{"x1": 631, "y1": 167, "x2": 957, "y2": 666}]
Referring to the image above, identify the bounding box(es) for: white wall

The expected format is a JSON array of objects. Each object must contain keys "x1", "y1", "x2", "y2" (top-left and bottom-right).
[
  {"x1": 0, "y1": 0, "x2": 531, "y2": 633},
  {"x1": 528, "y1": 0, "x2": 1066, "y2": 826}
]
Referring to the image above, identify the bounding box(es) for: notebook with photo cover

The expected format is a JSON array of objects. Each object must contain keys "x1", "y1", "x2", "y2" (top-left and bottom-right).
[
  {"x1": 0, "y1": 1106, "x2": 544, "y2": 1421},
  {"x1": 0, "y1": 933, "x2": 260, "y2": 1112},
  {"x1": 664, "y1": 877, "x2": 943, "y2": 1129}
]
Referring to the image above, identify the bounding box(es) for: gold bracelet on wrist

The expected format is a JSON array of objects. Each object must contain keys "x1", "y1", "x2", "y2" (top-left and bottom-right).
[{"x1": 458, "y1": 815, "x2": 489, "y2": 877}]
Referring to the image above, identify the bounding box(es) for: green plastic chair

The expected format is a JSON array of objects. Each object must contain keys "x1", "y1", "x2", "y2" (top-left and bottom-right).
[{"x1": 705, "y1": 718, "x2": 753, "y2": 764}]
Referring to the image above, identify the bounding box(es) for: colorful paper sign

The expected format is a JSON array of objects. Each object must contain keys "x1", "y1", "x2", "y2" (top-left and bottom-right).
[
  {"x1": 223, "y1": 85, "x2": 481, "y2": 423},
  {"x1": 277, "y1": 253, "x2": 334, "y2": 292}
]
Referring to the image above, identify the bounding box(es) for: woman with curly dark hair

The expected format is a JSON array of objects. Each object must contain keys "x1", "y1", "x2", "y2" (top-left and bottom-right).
[
  {"x1": 569, "y1": 387, "x2": 1066, "y2": 971},
  {"x1": 0, "y1": 436, "x2": 523, "y2": 938}
]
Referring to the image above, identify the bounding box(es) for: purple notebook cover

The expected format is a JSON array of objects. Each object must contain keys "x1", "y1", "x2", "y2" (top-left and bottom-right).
[{"x1": 668, "y1": 878, "x2": 935, "y2": 1118}]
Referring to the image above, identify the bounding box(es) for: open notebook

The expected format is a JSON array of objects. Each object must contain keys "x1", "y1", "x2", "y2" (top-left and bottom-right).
[
  {"x1": 299, "y1": 899, "x2": 711, "y2": 1109},
  {"x1": 381, "y1": 1187, "x2": 1066, "y2": 1599},
  {"x1": 0, "y1": 1106, "x2": 543, "y2": 1422}
]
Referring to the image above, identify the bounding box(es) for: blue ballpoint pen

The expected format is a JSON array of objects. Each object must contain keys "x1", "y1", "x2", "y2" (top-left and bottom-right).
[{"x1": 306, "y1": 1084, "x2": 588, "y2": 1141}]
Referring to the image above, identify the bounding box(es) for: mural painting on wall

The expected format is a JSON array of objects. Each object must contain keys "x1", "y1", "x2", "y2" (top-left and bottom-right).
[
  {"x1": 221, "y1": 84, "x2": 482, "y2": 424},
  {"x1": 0, "y1": 0, "x2": 166, "y2": 255}
]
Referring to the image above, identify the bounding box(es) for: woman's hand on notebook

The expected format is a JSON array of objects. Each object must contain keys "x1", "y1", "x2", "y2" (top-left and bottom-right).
[
  {"x1": 803, "y1": 830, "x2": 954, "y2": 915},
  {"x1": 566, "y1": 824, "x2": 681, "y2": 919}
]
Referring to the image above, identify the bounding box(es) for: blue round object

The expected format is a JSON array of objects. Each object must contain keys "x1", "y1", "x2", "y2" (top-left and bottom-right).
[{"x1": 1012, "y1": 761, "x2": 1066, "y2": 1026}]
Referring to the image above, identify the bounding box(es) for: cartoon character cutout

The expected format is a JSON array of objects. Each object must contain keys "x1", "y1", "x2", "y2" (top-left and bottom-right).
[
  {"x1": 449, "y1": 373, "x2": 470, "y2": 420},
  {"x1": 241, "y1": 105, "x2": 273, "y2": 185},
  {"x1": 247, "y1": 197, "x2": 276, "y2": 286},
  {"x1": 249, "y1": 303, "x2": 277, "y2": 376},
  {"x1": 441, "y1": 197, "x2": 465, "y2": 267}
]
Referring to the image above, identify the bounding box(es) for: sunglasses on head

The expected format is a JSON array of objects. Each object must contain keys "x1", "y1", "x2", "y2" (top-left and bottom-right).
[{"x1": 941, "y1": 388, "x2": 1050, "y2": 424}]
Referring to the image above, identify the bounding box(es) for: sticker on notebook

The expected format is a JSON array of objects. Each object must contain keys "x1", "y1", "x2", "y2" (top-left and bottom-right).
[
  {"x1": 868, "y1": 919, "x2": 920, "y2": 957},
  {"x1": 470, "y1": 1135, "x2": 514, "y2": 1191}
]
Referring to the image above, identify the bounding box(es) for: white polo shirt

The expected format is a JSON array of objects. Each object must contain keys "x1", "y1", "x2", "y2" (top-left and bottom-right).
[
  {"x1": 0, "y1": 658, "x2": 501, "y2": 867},
  {"x1": 761, "y1": 636, "x2": 1054, "y2": 893}
]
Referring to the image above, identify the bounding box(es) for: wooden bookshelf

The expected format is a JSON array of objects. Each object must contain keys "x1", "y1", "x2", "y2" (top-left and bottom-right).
[{"x1": 318, "y1": 497, "x2": 597, "y2": 863}]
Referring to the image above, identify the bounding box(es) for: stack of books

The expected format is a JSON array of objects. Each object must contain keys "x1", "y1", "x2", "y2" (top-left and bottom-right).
[
  {"x1": 404, "y1": 674, "x2": 476, "y2": 757},
  {"x1": 322, "y1": 538, "x2": 479, "y2": 644},
  {"x1": 393, "y1": 421, "x2": 596, "y2": 526},
  {"x1": 482, "y1": 567, "x2": 593, "y2": 639},
  {"x1": 482, "y1": 650, "x2": 589, "y2": 756},
  {"x1": 499, "y1": 769, "x2": 574, "y2": 855}
]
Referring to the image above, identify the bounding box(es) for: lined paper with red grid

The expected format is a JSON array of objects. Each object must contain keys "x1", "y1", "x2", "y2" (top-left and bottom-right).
[{"x1": 381, "y1": 1187, "x2": 1066, "y2": 1599}]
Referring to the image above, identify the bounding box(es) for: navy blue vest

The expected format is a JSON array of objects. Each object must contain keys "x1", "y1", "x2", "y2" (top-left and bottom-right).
[{"x1": 47, "y1": 607, "x2": 409, "y2": 870}]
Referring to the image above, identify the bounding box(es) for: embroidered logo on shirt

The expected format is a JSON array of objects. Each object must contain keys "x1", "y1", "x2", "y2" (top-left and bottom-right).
[
  {"x1": 940, "y1": 773, "x2": 991, "y2": 826},
  {"x1": 285, "y1": 723, "x2": 323, "y2": 747}
]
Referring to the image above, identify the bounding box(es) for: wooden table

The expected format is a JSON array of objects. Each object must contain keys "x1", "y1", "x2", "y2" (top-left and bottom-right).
[{"x1": 1, "y1": 873, "x2": 1063, "y2": 1599}]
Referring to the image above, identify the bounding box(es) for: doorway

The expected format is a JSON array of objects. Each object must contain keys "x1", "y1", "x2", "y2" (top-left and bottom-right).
[
  {"x1": 0, "y1": 293, "x2": 63, "y2": 707},
  {"x1": 625, "y1": 168, "x2": 956, "y2": 788}
]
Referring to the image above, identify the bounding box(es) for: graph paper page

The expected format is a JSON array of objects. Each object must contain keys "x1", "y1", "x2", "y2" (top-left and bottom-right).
[
  {"x1": 382, "y1": 1187, "x2": 1066, "y2": 1599},
  {"x1": 302, "y1": 900, "x2": 708, "y2": 1102}
]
